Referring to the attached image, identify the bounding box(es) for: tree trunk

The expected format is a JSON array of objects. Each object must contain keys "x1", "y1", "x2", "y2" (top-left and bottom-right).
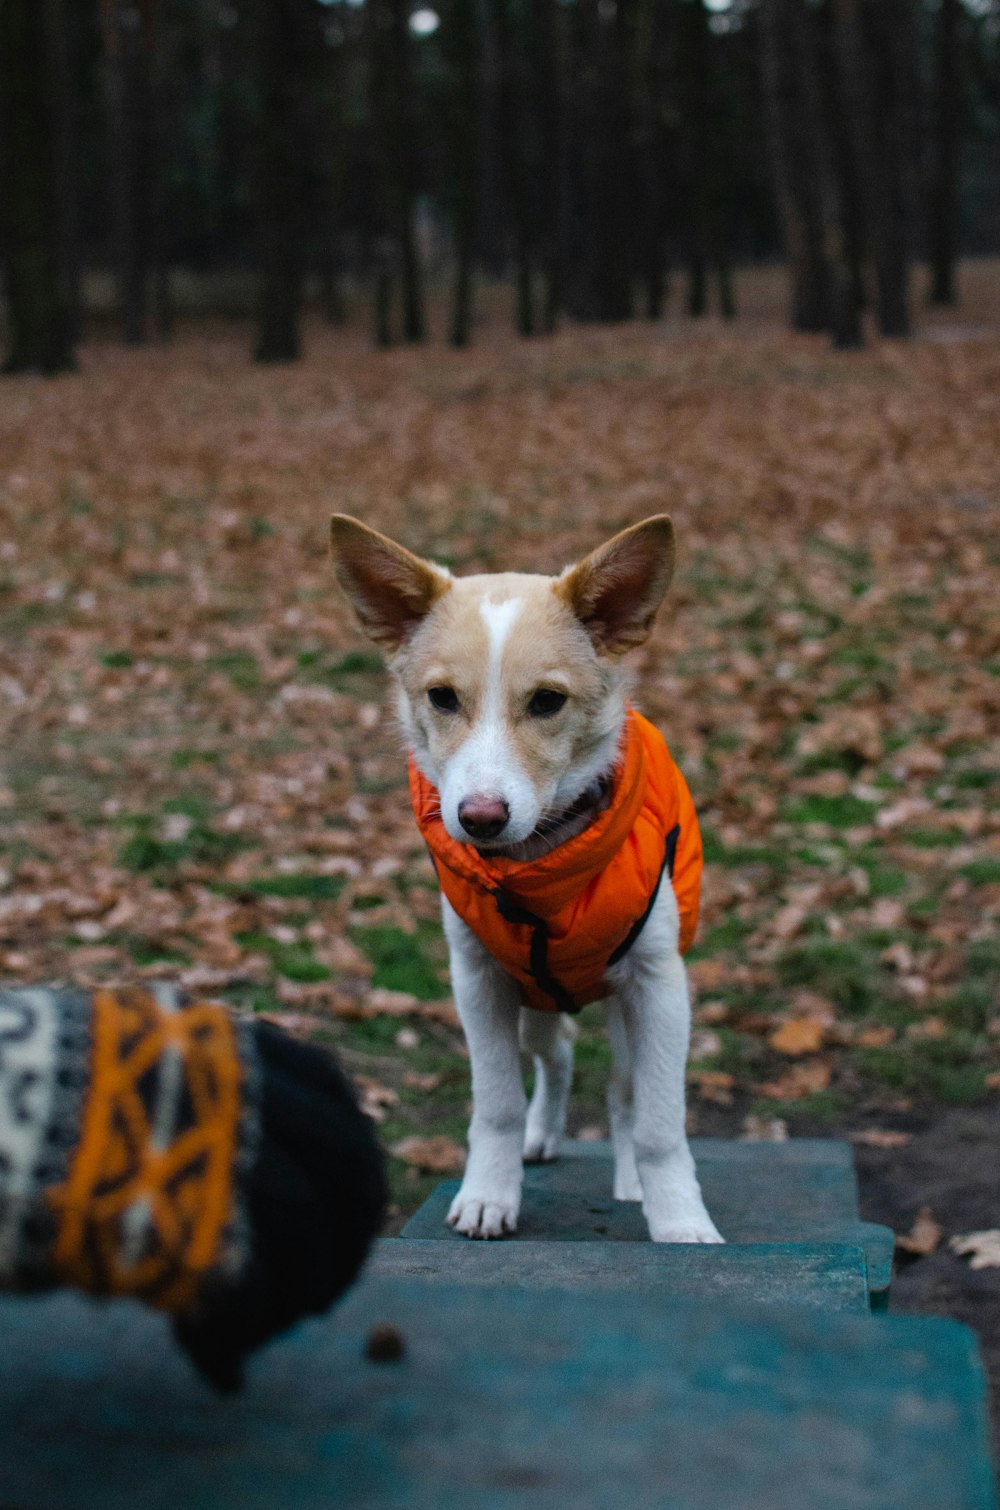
[
  {"x1": 43, "y1": 0, "x2": 82, "y2": 343},
  {"x1": 493, "y1": 0, "x2": 535, "y2": 335},
  {"x1": 0, "y1": 0, "x2": 75, "y2": 372},
  {"x1": 684, "y1": 0, "x2": 711, "y2": 317},
  {"x1": 531, "y1": 0, "x2": 563, "y2": 333},
  {"x1": 99, "y1": 0, "x2": 146, "y2": 344},
  {"x1": 142, "y1": 0, "x2": 173, "y2": 338},
  {"x1": 632, "y1": 0, "x2": 679, "y2": 321},
  {"x1": 928, "y1": 0, "x2": 962, "y2": 306},
  {"x1": 253, "y1": 0, "x2": 310, "y2": 363},
  {"x1": 832, "y1": 0, "x2": 918, "y2": 338},
  {"x1": 443, "y1": 0, "x2": 481, "y2": 346},
  {"x1": 368, "y1": 0, "x2": 425, "y2": 345},
  {"x1": 758, "y1": 0, "x2": 835, "y2": 333}
]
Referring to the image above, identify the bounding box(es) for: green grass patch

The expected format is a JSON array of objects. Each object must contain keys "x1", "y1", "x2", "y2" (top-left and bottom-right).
[
  {"x1": 782, "y1": 793, "x2": 879, "y2": 827},
  {"x1": 854, "y1": 855, "x2": 908, "y2": 898},
  {"x1": 776, "y1": 939, "x2": 880, "y2": 1015},
  {"x1": 118, "y1": 811, "x2": 247, "y2": 875},
  {"x1": 690, "y1": 915, "x2": 754, "y2": 956},
  {"x1": 352, "y1": 922, "x2": 449, "y2": 999},
  {"x1": 858, "y1": 1035, "x2": 989, "y2": 1104},
  {"x1": 904, "y1": 828, "x2": 964, "y2": 849},
  {"x1": 240, "y1": 872, "x2": 346, "y2": 902},
  {"x1": 961, "y1": 859, "x2": 1000, "y2": 887},
  {"x1": 100, "y1": 650, "x2": 134, "y2": 669},
  {"x1": 236, "y1": 931, "x2": 333, "y2": 983},
  {"x1": 170, "y1": 748, "x2": 221, "y2": 770},
  {"x1": 206, "y1": 651, "x2": 260, "y2": 692},
  {"x1": 752, "y1": 1090, "x2": 844, "y2": 1122},
  {"x1": 952, "y1": 767, "x2": 998, "y2": 791}
]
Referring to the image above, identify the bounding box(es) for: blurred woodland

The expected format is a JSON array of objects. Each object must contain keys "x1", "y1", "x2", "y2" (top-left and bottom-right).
[{"x1": 2, "y1": 0, "x2": 1000, "y2": 369}]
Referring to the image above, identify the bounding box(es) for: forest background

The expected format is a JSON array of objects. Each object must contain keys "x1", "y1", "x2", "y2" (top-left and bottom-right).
[{"x1": 2, "y1": 0, "x2": 1000, "y2": 1444}]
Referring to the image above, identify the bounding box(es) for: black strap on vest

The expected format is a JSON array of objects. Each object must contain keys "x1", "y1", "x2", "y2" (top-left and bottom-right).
[
  {"x1": 606, "y1": 822, "x2": 681, "y2": 967},
  {"x1": 491, "y1": 889, "x2": 581, "y2": 1015},
  {"x1": 491, "y1": 821, "x2": 682, "y2": 1012}
]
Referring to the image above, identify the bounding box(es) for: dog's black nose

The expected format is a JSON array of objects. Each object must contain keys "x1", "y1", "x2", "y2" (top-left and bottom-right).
[{"x1": 458, "y1": 796, "x2": 510, "y2": 840}]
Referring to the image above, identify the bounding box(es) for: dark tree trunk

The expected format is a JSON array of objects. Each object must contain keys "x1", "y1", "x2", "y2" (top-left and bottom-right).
[
  {"x1": 100, "y1": 0, "x2": 146, "y2": 344},
  {"x1": 0, "y1": 0, "x2": 75, "y2": 372},
  {"x1": 253, "y1": 0, "x2": 311, "y2": 363},
  {"x1": 832, "y1": 0, "x2": 918, "y2": 338},
  {"x1": 143, "y1": 0, "x2": 173, "y2": 338},
  {"x1": 531, "y1": 0, "x2": 563, "y2": 333},
  {"x1": 43, "y1": 0, "x2": 82, "y2": 343},
  {"x1": 493, "y1": 0, "x2": 535, "y2": 335},
  {"x1": 569, "y1": 0, "x2": 633, "y2": 323},
  {"x1": 928, "y1": 0, "x2": 962, "y2": 306},
  {"x1": 443, "y1": 0, "x2": 481, "y2": 346},
  {"x1": 684, "y1": 0, "x2": 711, "y2": 318},
  {"x1": 758, "y1": 0, "x2": 835, "y2": 333},
  {"x1": 390, "y1": 0, "x2": 424, "y2": 343},
  {"x1": 636, "y1": 0, "x2": 680, "y2": 321},
  {"x1": 368, "y1": 0, "x2": 425, "y2": 345}
]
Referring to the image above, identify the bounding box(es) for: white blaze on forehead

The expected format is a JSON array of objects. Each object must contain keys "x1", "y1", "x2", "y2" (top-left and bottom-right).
[{"x1": 479, "y1": 596, "x2": 522, "y2": 681}]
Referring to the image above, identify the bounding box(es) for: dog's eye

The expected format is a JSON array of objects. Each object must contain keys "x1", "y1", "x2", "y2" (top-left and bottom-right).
[
  {"x1": 428, "y1": 685, "x2": 460, "y2": 713},
  {"x1": 528, "y1": 689, "x2": 567, "y2": 718}
]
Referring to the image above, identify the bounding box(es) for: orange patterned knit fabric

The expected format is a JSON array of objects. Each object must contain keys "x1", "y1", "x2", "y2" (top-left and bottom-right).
[
  {"x1": 46, "y1": 987, "x2": 246, "y2": 1312},
  {"x1": 1, "y1": 982, "x2": 385, "y2": 1392}
]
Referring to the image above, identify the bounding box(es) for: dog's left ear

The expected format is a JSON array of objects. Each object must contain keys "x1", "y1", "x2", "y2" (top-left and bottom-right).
[
  {"x1": 330, "y1": 515, "x2": 450, "y2": 650},
  {"x1": 556, "y1": 516, "x2": 675, "y2": 655}
]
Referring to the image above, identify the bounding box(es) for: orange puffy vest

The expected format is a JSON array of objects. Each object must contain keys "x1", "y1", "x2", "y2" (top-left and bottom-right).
[{"x1": 408, "y1": 708, "x2": 702, "y2": 1015}]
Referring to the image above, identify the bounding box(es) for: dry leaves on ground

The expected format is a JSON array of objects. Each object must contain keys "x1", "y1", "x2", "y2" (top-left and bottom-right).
[
  {"x1": 896, "y1": 1206, "x2": 942, "y2": 1256},
  {"x1": 390, "y1": 1135, "x2": 466, "y2": 1173}
]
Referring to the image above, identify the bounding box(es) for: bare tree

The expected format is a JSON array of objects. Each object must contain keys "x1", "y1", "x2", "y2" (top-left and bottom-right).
[
  {"x1": 928, "y1": 0, "x2": 963, "y2": 305},
  {"x1": 758, "y1": 0, "x2": 836, "y2": 332},
  {"x1": 0, "y1": 0, "x2": 76, "y2": 372}
]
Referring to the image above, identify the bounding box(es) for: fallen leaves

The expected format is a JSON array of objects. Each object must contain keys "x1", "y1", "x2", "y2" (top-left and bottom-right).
[
  {"x1": 390, "y1": 1135, "x2": 466, "y2": 1173},
  {"x1": 757, "y1": 1058, "x2": 832, "y2": 1101},
  {"x1": 769, "y1": 1016, "x2": 826, "y2": 1056},
  {"x1": 850, "y1": 1128, "x2": 912, "y2": 1149},
  {"x1": 0, "y1": 316, "x2": 997, "y2": 1143},
  {"x1": 896, "y1": 1207, "x2": 942, "y2": 1256}
]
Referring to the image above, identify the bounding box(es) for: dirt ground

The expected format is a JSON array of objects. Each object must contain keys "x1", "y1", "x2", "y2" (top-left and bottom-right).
[{"x1": 1, "y1": 261, "x2": 998, "y2": 1441}]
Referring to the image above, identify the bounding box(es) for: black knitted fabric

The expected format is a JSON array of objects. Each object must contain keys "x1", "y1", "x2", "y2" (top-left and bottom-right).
[{"x1": 0, "y1": 988, "x2": 386, "y2": 1391}]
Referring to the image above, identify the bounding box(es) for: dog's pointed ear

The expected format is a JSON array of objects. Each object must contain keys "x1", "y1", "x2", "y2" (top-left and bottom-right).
[
  {"x1": 556, "y1": 516, "x2": 675, "y2": 655},
  {"x1": 329, "y1": 515, "x2": 450, "y2": 650}
]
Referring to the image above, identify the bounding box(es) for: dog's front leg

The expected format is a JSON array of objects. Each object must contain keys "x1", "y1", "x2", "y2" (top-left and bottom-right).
[
  {"x1": 442, "y1": 897, "x2": 526, "y2": 1238},
  {"x1": 608, "y1": 890, "x2": 723, "y2": 1244}
]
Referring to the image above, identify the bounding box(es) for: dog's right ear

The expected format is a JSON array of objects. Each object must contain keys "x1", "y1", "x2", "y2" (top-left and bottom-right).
[{"x1": 329, "y1": 515, "x2": 450, "y2": 650}]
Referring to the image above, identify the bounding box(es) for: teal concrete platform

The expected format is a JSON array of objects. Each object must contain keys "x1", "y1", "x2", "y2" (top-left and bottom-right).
[
  {"x1": 401, "y1": 1139, "x2": 896, "y2": 1305},
  {"x1": 371, "y1": 1237, "x2": 871, "y2": 1309},
  {"x1": 0, "y1": 1279, "x2": 995, "y2": 1509}
]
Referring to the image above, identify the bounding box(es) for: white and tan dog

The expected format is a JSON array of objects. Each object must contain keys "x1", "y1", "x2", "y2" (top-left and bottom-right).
[{"x1": 330, "y1": 514, "x2": 722, "y2": 1245}]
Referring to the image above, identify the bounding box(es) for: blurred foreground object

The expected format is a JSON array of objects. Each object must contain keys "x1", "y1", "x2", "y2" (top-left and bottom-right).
[{"x1": 0, "y1": 985, "x2": 386, "y2": 1391}]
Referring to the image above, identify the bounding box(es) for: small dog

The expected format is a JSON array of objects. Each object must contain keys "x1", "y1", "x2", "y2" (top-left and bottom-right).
[{"x1": 330, "y1": 513, "x2": 722, "y2": 1245}]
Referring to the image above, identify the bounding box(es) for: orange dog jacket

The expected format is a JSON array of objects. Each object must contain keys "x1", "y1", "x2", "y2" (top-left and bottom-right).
[{"x1": 408, "y1": 708, "x2": 702, "y2": 1014}]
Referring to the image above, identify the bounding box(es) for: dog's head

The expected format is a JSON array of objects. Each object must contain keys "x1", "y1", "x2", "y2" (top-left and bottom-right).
[{"x1": 329, "y1": 515, "x2": 675, "y2": 850}]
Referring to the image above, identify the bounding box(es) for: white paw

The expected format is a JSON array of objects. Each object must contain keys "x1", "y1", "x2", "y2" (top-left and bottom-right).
[
  {"x1": 447, "y1": 1188, "x2": 519, "y2": 1239},
  {"x1": 648, "y1": 1214, "x2": 725, "y2": 1245},
  {"x1": 613, "y1": 1171, "x2": 643, "y2": 1202},
  {"x1": 523, "y1": 1128, "x2": 560, "y2": 1163}
]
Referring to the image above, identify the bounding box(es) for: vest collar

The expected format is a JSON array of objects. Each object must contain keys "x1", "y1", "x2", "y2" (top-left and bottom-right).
[{"x1": 408, "y1": 709, "x2": 649, "y2": 920}]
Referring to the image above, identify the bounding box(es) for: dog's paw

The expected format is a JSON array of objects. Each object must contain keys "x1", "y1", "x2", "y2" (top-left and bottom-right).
[
  {"x1": 523, "y1": 1129, "x2": 560, "y2": 1164},
  {"x1": 648, "y1": 1215, "x2": 725, "y2": 1245},
  {"x1": 447, "y1": 1188, "x2": 519, "y2": 1239},
  {"x1": 612, "y1": 1170, "x2": 643, "y2": 1202}
]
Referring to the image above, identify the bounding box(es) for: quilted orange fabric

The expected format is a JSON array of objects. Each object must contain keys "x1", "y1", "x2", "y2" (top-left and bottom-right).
[{"x1": 409, "y1": 708, "x2": 702, "y2": 1014}]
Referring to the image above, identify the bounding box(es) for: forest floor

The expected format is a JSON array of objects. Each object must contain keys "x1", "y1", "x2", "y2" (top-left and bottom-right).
[{"x1": 1, "y1": 261, "x2": 999, "y2": 1439}]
